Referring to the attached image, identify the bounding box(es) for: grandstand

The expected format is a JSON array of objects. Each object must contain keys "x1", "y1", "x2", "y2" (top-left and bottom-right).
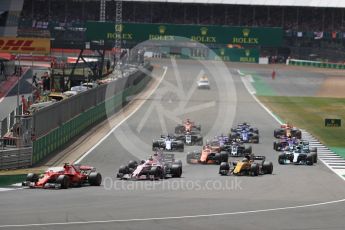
[{"x1": 16, "y1": 0, "x2": 345, "y2": 62}]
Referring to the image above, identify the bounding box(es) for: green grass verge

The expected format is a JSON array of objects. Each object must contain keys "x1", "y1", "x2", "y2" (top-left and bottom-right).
[
  {"x1": 251, "y1": 74, "x2": 277, "y2": 96},
  {"x1": 258, "y1": 96, "x2": 345, "y2": 157}
]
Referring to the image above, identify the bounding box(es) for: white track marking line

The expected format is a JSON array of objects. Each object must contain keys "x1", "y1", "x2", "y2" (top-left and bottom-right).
[
  {"x1": 74, "y1": 66, "x2": 168, "y2": 164},
  {"x1": 0, "y1": 198, "x2": 344, "y2": 228},
  {"x1": 237, "y1": 69, "x2": 345, "y2": 181},
  {"x1": 0, "y1": 188, "x2": 15, "y2": 192}
]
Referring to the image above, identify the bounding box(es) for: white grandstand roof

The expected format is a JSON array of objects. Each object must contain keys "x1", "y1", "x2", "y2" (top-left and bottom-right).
[{"x1": 123, "y1": 0, "x2": 345, "y2": 8}]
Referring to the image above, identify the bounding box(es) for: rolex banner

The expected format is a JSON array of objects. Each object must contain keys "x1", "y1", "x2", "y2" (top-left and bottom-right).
[
  {"x1": 86, "y1": 21, "x2": 283, "y2": 47},
  {"x1": 213, "y1": 48, "x2": 259, "y2": 63}
]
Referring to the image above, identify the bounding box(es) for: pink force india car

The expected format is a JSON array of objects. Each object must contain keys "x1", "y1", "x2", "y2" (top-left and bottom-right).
[{"x1": 116, "y1": 150, "x2": 182, "y2": 180}]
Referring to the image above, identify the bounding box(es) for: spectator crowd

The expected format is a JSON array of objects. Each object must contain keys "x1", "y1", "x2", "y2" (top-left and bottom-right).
[{"x1": 19, "y1": 0, "x2": 345, "y2": 33}]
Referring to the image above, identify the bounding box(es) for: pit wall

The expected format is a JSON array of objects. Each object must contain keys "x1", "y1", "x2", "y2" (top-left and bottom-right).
[{"x1": 32, "y1": 66, "x2": 152, "y2": 165}]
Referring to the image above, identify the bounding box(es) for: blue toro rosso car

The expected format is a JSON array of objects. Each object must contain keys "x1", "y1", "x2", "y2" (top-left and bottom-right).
[{"x1": 229, "y1": 122, "x2": 259, "y2": 143}]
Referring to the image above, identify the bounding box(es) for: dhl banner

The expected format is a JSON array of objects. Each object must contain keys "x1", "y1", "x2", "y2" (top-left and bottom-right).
[{"x1": 0, "y1": 37, "x2": 50, "y2": 54}]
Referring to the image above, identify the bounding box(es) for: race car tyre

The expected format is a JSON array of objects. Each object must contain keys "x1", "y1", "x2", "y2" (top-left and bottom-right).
[
  {"x1": 116, "y1": 173, "x2": 124, "y2": 178},
  {"x1": 310, "y1": 147, "x2": 317, "y2": 153},
  {"x1": 89, "y1": 172, "x2": 102, "y2": 186},
  {"x1": 251, "y1": 163, "x2": 259, "y2": 176},
  {"x1": 178, "y1": 144, "x2": 184, "y2": 152},
  {"x1": 219, "y1": 162, "x2": 230, "y2": 170},
  {"x1": 219, "y1": 162, "x2": 230, "y2": 175},
  {"x1": 262, "y1": 161, "x2": 273, "y2": 174},
  {"x1": 26, "y1": 173, "x2": 39, "y2": 182},
  {"x1": 149, "y1": 166, "x2": 162, "y2": 179},
  {"x1": 245, "y1": 145, "x2": 252, "y2": 154},
  {"x1": 56, "y1": 175, "x2": 70, "y2": 189},
  {"x1": 152, "y1": 141, "x2": 160, "y2": 151},
  {"x1": 171, "y1": 164, "x2": 182, "y2": 177},
  {"x1": 254, "y1": 136, "x2": 259, "y2": 144},
  {"x1": 273, "y1": 142, "x2": 277, "y2": 150},
  {"x1": 119, "y1": 165, "x2": 129, "y2": 174},
  {"x1": 306, "y1": 155, "x2": 314, "y2": 166},
  {"x1": 292, "y1": 129, "x2": 302, "y2": 139},
  {"x1": 278, "y1": 153, "x2": 285, "y2": 165},
  {"x1": 215, "y1": 152, "x2": 221, "y2": 164},
  {"x1": 310, "y1": 152, "x2": 317, "y2": 163},
  {"x1": 253, "y1": 128, "x2": 259, "y2": 134},
  {"x1": 220, "y1": 151, "x2": 229, "y2": 163},
  {"x1": 128, "y1": 160, "x2": 138, "y2": 169},
  {"x1": 273, "y1": 129, "x2": 280, "y2": 138}
]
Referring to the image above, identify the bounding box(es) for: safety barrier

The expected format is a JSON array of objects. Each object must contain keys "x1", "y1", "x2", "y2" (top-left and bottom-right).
[
  {"x1": 0, "y1": 174, "x2": 26, "y2": 186},
  {"x1": 32, "y1": 68, "x2": 152, "y2": 164},
  {"x1": 288, "y1": 59, "x2": 345, "y2": 69},
  {"x1": 0, "y1": 147, "x2": 32, "y2": 170}
]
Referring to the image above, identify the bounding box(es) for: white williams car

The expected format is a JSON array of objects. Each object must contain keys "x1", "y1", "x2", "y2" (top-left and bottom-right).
[
  {"x1": 152, "y1": 135, "x2": 184, "y2": 152},
  {"x1": 197, "y1": 76, "x2": 210, "y2": 89}
]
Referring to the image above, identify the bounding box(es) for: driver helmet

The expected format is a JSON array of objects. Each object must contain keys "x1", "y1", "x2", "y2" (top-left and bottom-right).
[
  {"x1": 148, "y1": 155, "x2": 153, "y2": 161},
  {"x1": 242, "y1": 158, "x2": 249, "y2": 162}
]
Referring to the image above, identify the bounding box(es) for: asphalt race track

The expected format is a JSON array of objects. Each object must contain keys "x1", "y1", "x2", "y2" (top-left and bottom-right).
[{"x1": 1, "y1": 59, "x2": 345, "y2": 230}]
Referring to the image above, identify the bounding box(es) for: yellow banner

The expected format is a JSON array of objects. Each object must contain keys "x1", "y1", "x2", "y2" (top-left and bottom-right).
[{"x1": 0, "y1": 37, "x2": 50, "y2": 54}]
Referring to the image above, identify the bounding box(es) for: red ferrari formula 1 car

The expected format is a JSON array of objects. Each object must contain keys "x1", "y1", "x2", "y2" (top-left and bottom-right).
[{"x1": 22, "y1": 163, "x2": 102, "y2": 189}]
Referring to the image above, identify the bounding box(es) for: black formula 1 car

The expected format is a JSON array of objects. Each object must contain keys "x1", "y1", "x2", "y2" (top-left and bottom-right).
[
  {"x1": 174, "y1": 131, "x2": 203, "y2": 146},
  {"x1": 219, "y1": 155, "x2": 273, "y2": 176},
  {"x1": 152, "y1": 135, "x2": 184, "y2": 152},
  {"x1": 117, "y1": 151, "x2": 182, "y2": 180}
]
